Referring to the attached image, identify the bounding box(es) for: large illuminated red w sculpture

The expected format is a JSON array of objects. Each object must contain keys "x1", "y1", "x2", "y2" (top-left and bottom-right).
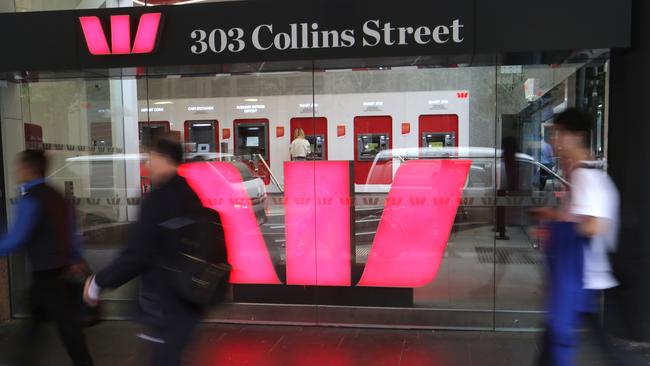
[
  {"x1": 179, "y1": 160, "x2": 470, "y2": 288},
  {"x1": 79, "y1": 13, "x2": 162, "y2": 55}
]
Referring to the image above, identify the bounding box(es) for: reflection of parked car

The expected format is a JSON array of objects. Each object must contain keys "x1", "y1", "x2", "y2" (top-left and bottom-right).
[
  {"x1": 362, "y1": 147, "x2": 568, "y2": 193},
  {"x1": 358, "y1": 147, "x2": 570, "y2": 231},
  {"x1": 49, "y1": 153, "x2": 267, "y2": 245},
  {"x1": 185, "y1": 153, "x2": 267, "y2": 224}
]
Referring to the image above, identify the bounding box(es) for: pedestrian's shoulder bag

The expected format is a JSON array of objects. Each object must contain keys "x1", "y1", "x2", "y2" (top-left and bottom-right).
[{"x1": 160, "y1": 207, "x2": 231, "y2": 307}]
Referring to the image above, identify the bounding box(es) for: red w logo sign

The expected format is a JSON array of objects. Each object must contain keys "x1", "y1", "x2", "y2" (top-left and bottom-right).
[
  {"x1": 456, "y1": 91, "x2": 469, "y2": 98},
  {"x1": 179, "y1": 160, "x2": 471, "y2": 288},
  {"x1": 79, "y1": 13, "x2": 162, "y2": 55}
]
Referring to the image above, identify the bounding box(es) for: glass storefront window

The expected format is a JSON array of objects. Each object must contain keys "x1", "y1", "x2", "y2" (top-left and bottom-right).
[{"x1": 0, "y1": 52, "x2": 610, "y2": 328}]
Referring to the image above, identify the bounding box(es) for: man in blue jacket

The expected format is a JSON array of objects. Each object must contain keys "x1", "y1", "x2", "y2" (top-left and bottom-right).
[{"x1": 0, "y1": 150, "x2": 93, "y2": 366}]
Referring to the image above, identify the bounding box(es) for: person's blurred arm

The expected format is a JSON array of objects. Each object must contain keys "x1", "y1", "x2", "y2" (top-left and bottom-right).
[
  {"x1": 529, "y1": 207, "x2": 570, "y2": 222},
  {"x1": 0, "y1": 196, "x2": 39, "y2": 257},
  {"x1": 93, "y1": 198, "x2": 159, "y2": 289},
  {"x1": 577, "y1": 216, "x2": 606, "y2": 237}
]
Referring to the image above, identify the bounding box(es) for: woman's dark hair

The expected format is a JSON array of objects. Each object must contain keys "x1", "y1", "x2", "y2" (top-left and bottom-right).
[
  {"x1": 553, "y1": 108, "x2": 593, "y2": 135},
  {"x1": 19, "y1": 150, "x2": 47, "y2": 177},
  {"x1": 152, "y1": 138, "x2": 183, "y2": 166}
]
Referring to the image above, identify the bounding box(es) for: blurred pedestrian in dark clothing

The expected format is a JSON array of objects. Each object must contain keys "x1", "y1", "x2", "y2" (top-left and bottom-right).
[
  {"x1": 83, "y1": 138, "x2": 210, "y2": 366},
  {"x1": 496, "y1": 136, "x2": 519, "y2": 240},
  {"x1": 533, "y1": 108, "x2": 637, "y2": 366},
  {"x1": 0, "y1": 150, "x2": 93, "y2": 366}
]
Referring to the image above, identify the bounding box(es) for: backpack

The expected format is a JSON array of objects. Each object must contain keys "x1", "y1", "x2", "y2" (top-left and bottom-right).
[{"x1": 160, "y1": 207, "x2": 231, "y2": 307}]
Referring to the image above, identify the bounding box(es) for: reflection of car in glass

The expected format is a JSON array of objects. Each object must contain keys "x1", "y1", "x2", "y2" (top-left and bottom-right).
[
  {"x1": 362, "y1": 147, "x2": 568, "y2": 193},
  {"x1": 357, "y1": 147, "x2": 569, "y2": 234},
  {"x1": 48, "y1": 153, "x2": 267, "y2": 248},
  {"x1": 186, "y1": 153, "x2": 267, "y2": 225}
]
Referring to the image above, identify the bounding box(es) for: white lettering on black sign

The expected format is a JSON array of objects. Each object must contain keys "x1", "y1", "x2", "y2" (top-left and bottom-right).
[{"x1": 190, "y1": 19, "x2": 464, "y2": 54}]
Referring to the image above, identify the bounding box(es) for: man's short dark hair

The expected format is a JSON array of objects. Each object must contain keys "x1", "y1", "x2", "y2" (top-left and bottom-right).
[
  {"x1": 152, "y1": 138, "x2": 183, "y2": 166},
  {"x1": 19, "y1": 150, "x2": 47, "y2": 177},
  {"x1": 553, "y1": 108, "x2": 593, "y2": 135}
]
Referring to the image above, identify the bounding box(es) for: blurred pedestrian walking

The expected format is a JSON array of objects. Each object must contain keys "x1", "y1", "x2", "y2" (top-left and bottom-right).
[
  {"x1": 533, "y1": 108, "x2": 638, "y2": 366},
  {"x1": 83, "y1": 138, "x2": 229, "y2": 366},
  {"x1": 0, "y1": 150, "x2": 94, "y2": 366}
]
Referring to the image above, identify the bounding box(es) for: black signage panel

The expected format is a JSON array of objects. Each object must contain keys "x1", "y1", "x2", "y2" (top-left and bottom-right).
[
  {"x1": 0, "y1": 11, "x2": 80, "y2": 72},
  {"x1": 73, "y1": 0, "x2": 474, "y2": 69},
  {"x1": 475, "y1": 0, "x2": 632, "y2": 53},
  {"x1": 0, "y1": 0, "x2": 632, "y2": 72}
]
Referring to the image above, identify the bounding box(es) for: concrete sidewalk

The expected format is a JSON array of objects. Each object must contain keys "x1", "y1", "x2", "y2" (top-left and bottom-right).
[{"x1": 0, "y1": 321, "x2": 648, "y2": 366}]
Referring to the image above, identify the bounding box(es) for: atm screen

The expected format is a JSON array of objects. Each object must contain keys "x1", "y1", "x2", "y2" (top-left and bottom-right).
[
  {"x1": 246, "y1": 136, "x2": 260, "y2": 147},
  {"x1": 358, "y1": 134, "x2": 389, "y2": 160},
  {"x1": 364, "y1": 142, "x2": 379, "y2": 154},
  {"x1": 428, "y1": 141, "x2": 443, "y2": 149}
]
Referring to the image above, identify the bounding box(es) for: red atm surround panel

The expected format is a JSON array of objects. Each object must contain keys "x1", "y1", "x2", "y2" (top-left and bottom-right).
[
  {"x1": 184, "y1": 120, "x2": 220, "y2": 152},
  {"x1": 290, "y1": 117, "x2": 328, "y2": 159},
  {"x1": 418, "y1": 114, "x2": 459, "y2": 147},
  {"x1": 354, "y1": 115, "x2": 393, "y2": 185}
]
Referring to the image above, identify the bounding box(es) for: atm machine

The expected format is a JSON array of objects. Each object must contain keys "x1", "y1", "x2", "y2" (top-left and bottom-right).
[
  {"x1": 234, "y1": 119, "x2": 271, "y2": 185},
  {"x1": 138, "y1": 121, "x2": 170, "y2": 193},
  {"x1": 354, "y1": 116, "x2": 392, "y2": 184},
  {"x1": 138, "y1": 121, "x2": 170, "y2": 150},
  {"x1": 290, "y1": 117, "x2": 328, "y2": 160},
  {"x1": 184, "y1": 120, "x2": 219, "y2": 155},
  {"x1": 418, "y1": 115, "x2": 459, "y2": 149}
]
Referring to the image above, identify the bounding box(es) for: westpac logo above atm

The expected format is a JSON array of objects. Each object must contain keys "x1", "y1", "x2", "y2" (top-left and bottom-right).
[{"x1": 79, "y1": 13, "x2": 163, "y2": 55}]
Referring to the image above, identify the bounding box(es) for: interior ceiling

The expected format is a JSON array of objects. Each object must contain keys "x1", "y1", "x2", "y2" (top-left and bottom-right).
[{"x1": 0, "y1": 49, "x2": 608, "y2": 83}]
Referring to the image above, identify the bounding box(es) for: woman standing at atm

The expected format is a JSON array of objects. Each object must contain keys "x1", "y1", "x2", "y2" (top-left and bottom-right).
[{"x1": 290, "y1": 128, "x2": 311, "y2": 161}]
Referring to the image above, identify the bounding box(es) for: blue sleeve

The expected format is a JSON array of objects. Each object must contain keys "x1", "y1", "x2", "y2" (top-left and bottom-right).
[{"x1": 0, "y1": 196, "x2": 40, "y2": 257}]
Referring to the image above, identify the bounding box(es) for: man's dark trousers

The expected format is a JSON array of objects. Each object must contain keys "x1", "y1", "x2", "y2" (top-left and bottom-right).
[{"x1": 16, "y1": 268, "x2": 93, "y2": 366}]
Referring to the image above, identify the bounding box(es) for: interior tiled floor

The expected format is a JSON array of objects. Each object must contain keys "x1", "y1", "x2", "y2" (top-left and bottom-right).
[{"x1": 0, "y1": 321, "x2": 648, "y2": 366}]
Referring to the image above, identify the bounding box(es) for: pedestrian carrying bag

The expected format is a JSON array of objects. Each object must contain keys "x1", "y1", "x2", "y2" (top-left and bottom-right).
[{"x1": 160, "y1": 207, "x2": 231, "y2": 306}]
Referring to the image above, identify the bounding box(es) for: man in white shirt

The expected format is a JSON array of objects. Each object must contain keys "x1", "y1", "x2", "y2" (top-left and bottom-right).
[{"x1": 533, "y1": 108, "x2": 635, "y2": 366}]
